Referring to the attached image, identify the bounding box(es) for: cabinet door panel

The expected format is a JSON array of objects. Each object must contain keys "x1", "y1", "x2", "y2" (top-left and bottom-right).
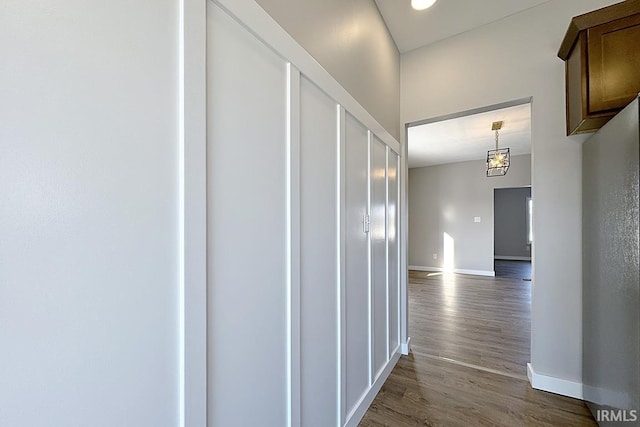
[{"x1": 588, "y1": 14, "x2": 640, "y2": 112}]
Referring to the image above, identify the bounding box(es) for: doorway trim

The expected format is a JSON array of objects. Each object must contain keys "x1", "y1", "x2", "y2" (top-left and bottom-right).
[{"x1": 406, "y1": 97, "x2": 533, "y2": 128}]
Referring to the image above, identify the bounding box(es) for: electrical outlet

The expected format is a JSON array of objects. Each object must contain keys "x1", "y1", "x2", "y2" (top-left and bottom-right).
[
  {"x1": 474, "y1": 216, "x2": 481, "y2": 223},
  {"x1": 432, "y1": 253, "x2": 438, "y2": 260}
]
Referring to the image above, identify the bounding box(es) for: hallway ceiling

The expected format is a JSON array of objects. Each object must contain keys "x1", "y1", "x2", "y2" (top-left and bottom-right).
[
  {"x1": 374, "y1": 0, "x2": 552, "y2": 53},
  {"x1": 408, "y1": 103, "x2": 531, "y2": 169}
]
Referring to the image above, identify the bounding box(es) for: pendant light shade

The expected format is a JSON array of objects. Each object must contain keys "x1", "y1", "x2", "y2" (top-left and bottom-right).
[{"x1": 486, "y1": 121, "x2": 510, "y2": 177}]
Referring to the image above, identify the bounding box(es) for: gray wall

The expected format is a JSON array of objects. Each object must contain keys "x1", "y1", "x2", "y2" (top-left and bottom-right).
[
  {"x1": 408, "y1": 155, "x2": 531, "y2": 274},
  {"x1": 255, "y1": 0, "x2": 400, "y2": 141},
  {"x1": 583, "y1": 97, "x2": 639, "y2": 419},
  {"x1": 401, "y1": 0, "x2": 620, "y2": 387},
  {"x1": 0, "y1": 0, "x2": 181, "y2": 425},
  {"x1": 494, "y1": 187, "x2": 532, "y2": 259}
]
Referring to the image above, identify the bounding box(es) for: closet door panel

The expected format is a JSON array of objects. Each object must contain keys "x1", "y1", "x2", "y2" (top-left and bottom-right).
[
  {"x1": 371, "y1": 138, "x2": 388, "y2": 377},
  {"x1": 344, "y1": 113, "x2": 370, "y2": 415},
  {"x1": 388, "y1": 150, "x2": 400, "y2": 353},
  {"x1": 300, "y1": 76, "x2": 339, "y2": 427}
]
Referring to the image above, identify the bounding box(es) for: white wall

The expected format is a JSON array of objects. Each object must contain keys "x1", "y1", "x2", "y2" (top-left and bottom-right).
[
  {"x1": 401, "y1": 0, "x2": 619, "y2": 390},
  {"x1": 2, "y1": 0, "x2": 401, "y2": 424},
  {"x1": 0, "y1": 0, "x2": 182, "y2": 425},
  {"x1": 206, "y1": 2, "x2": 402, "y2": 426},
  {"x1": 408, "y1": 155, "x2": 531, "y2": 275},
  {"x1": 254, "y1": 0, "x2": 401, "y2": 141}
]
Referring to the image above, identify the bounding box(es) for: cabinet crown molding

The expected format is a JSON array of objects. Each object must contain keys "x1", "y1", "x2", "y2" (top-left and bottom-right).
[{"x1": 558, "y1": 0, "x2": 640, "y2": 60}]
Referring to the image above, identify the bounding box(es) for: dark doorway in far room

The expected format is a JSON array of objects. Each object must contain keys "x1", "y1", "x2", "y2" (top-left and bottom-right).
[{"x1": 494, "y1": 186, "x2": 532, "y2": 280}]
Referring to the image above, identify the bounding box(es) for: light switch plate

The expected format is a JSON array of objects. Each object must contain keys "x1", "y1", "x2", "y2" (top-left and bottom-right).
[{"x1": 474, "y1": 216, "x2": 481, "y2": 223}]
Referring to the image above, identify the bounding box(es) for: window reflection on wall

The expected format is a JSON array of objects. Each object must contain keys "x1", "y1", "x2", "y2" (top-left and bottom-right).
[{"x1": 444, "y1": 232, "x2": 455, "y2": 273}]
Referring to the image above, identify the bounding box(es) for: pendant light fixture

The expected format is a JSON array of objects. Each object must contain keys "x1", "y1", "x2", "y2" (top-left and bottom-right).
[
  {"x1": 411, "y1": 0, "x2": 437, "y2": 11},
  {"x1": 486, "y1": 121, "x2": 510, "y2": 177}
]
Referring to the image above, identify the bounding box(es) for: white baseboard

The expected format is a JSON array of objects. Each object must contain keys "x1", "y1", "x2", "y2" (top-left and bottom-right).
[
  {"x1": 344, "y1": 350, "x2": 401, "y2": 427},
  {"x1": 409, "y1": 265, "x2": 495, "y2": 277},
  {"x1": 527, "y1": 363, "x2": 583, "y2": 400},
  {"x1": 401, "y1": 337, "x2": 411, "y2": 355},
  {"x1": 494, "y1": 256, "x2": 531, "y2": 261}
]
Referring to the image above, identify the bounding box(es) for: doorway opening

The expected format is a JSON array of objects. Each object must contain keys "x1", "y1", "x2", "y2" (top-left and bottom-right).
[
  {"x1": 405, "y1": 97, "x2": 532, "y2": 378},
  {"x1": 494, "y1": 186, "x2": 532, "y2": 280}
]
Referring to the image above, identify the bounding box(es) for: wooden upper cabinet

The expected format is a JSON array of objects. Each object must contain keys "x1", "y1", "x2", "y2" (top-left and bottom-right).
[{"x1": 558, "y1": 0, "x2": 640, "y2": 135}]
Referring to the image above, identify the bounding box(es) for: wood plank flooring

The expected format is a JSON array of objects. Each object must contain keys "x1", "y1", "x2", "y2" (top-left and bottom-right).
[
  {"x1": 409, "y1": 270, "x2": 530, "y2": 376},
  {"x1": 359, "y1": 352, "x2": 596, "y2": 426},
  {"x1": 359, "y1": 270, "x2": 596, "y2": 426},
  {"x1": 494, "y1": 260, "x2": 532, "y2": 280}
]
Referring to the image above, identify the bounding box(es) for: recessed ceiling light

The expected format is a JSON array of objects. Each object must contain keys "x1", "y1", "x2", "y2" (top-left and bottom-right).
[{"x1": 411, "y1": 0, "x2": 437, "y2": 11}]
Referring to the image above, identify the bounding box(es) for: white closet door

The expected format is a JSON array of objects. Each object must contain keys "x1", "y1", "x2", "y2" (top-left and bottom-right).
[
  {"x1": 207, "y1": 3, "x2": 288, "y2": 426},
  {"x1": 344, "y1": 113, "x2": 370, "y2": 417},
  {"x1": 299, "y1": 76, "x2": 339, "y2": 427},
  {"x1": 388, "y1": 150, "x2": 400, "y2": 354},
  {"x1": 371, "y1": 137, "x2": 388, "y2": 378}
]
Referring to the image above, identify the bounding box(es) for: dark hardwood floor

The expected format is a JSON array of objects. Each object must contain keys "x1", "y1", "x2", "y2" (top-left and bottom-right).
[
  {"x1": 360, "y1": 352, "x2": 596, "y2": 427},
  {"x1": 409, "y1": 270, "x2": 530, "y2": 376},
  {"x1": 359, "y1": 270, "x2": 595, "y2": 426},
  {"x1": 494, "y1": 259, "x2": 532, "y2": 280}
]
